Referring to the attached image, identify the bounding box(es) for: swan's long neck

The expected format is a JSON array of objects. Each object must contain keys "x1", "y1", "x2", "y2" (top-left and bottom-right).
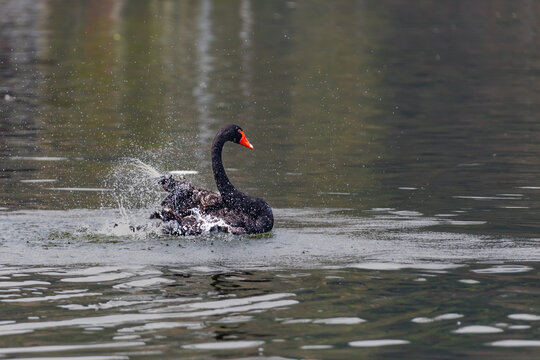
[{"x1": 211, "y1": 135, "x2": 240, "y2": 204}]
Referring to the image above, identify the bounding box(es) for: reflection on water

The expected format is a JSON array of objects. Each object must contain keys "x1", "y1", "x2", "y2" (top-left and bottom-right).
[
  {"x1": 0, "y1": 263, "x2": 538, "y2": 359},
  {"x1": 2, "y1": 0, "x2": 540, "y2": 358}
]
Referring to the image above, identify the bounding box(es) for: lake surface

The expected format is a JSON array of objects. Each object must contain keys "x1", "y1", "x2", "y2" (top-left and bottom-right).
[{"x1": 1, "y1": 0, "x2": 540, "y2": 358}]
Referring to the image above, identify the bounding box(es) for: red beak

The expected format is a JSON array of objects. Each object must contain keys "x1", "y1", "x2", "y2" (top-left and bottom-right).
[{"x1": 238, "y1": 130, "x2": 253, "y2": 149}]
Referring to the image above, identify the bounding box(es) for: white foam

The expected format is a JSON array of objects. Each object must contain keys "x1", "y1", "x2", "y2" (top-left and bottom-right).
[
  {"x1": 453, "y1": 325, "x2": 503, "y2": 334},
  {"x1": 489, "y1": 340, "x2": 540, "y2": 347},
  {"x1": 508, "y1": 313, "x2": 540, "y2": 321},
  {"x1": 182, "y1": 340, "x2": 264, "y2": 350},
  {"x1": 190, "y1": 208, "x2": 232, "y2": 233},
  {"x1": 349, "y1": 339, "x2": 410, "y2": 347},
  {"x1": 113, "y1": 277, "x2": 175, "y2": 289}
]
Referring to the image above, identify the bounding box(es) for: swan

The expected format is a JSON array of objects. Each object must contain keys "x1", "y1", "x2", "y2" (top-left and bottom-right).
[{"x1": 151, "y1": 124, "x2": 273, "y2": 235}]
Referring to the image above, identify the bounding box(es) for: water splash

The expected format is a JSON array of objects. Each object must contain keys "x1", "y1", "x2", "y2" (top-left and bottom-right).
[
  {"x1": 102, "y1": 158, "x2": 166, "y2": 235},
  {"x1": 102, "y1": 157, "x2": 232, "y2": 237}
]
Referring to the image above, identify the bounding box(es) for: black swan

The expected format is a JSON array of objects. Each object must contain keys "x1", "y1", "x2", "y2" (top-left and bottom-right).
[{"x1": 151, "y1": 124, "x2": 274, "y2": 235}]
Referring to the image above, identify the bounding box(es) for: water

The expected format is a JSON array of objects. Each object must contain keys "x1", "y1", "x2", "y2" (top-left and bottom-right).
[{"x1": 2, "y1": 0, "x2": 540, "y2": 358}]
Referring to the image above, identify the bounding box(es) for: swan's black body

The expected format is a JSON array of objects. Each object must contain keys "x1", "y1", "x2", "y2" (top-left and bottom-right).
[{"x1": 151, "y1": 124, "x2": 273, "y2": 235}]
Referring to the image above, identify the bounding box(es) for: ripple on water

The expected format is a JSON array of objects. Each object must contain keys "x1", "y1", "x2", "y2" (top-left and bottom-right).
[
  {"x1": 0, "y1": 281, "x2": 50, "y2": 288},
  {"x1": 1, "y1": 292, "x2": 101, "y2": 303},
  {"x1": 508, "y1": 314, "x2": 540, "y2": 321},
  {"x1": 9, "y1": 156, "x2": 68, "y2": 161},
  {"x1": 168, "y1": 170, "x2": 199, "y2": 175},
  {"x1": 47, "y1": 187, "x2": 113, "y2": 192},
  {"x1": 20, "y1": 179, "x2": 58, "y2": 183},
  {"x1": 508, "y1": 325, "x2": 531, "y2": 330},
  {"x1": 301, "y1": 345, "x2": 333, "y2": 350},
  {"x1": 313, "y1": 317, "x2": 366, "y2": 325},
  {"x1": 489, "y1": 340, "x2": 540, "y2": 347},
  {"x1": 145, "y1": 293, "x2": 296, "y2": 313},
  {"x1": 412, "y1": 313, "x2": 464, "y2": 324},
  {"x1": 113, "y1": 277, "x2": 175, "y2": 289},
  {"x1": 182, "y1": 340, "x2": 264, "y2": 350},
  {"x1": 60, "y1": 272, "x2": 133, "y2": 283},
  {"x1": 349, "y1": 339, "x2": 410, "y2": 347},
  {"x1": 281, "y1": 317, "x2": 365, "y2": 325},
  {"x1": 214, "y1": 315, "x2": 253, "y2": 324},
  {"x1": 0, "y1": 295, "x2": 298, "y2": 335},
  {"x1": 40, "y1": 267, "x2": 122, "y2": 276},
  {"x1": 452, "y1": 325, "x2": 503, "y2": 334},
  {"x1": 0, "y1": 341, "x2": 144, "y2": 355},
  {"x1": 348, "y1": 263, "x2": 462, "y2": 271},
  {"x1": 118, "y1": 321, "x2": 204, "y2": 332},
  {"x1": 458, "y1": 279, "x2": 480, "y2": 284},
  {"x1": 472, "y1": 265, "x2": 533, "y2": 274}
]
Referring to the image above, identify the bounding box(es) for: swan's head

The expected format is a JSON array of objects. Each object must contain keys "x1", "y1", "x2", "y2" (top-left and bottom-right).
[{"x1": 221, "y1": 124, "x2": 254, "y2": 150}]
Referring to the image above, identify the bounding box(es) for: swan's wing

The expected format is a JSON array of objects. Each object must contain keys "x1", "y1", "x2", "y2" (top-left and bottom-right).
[{"x1": 194, "y1": 189, "x2": 222, "y2": 209}]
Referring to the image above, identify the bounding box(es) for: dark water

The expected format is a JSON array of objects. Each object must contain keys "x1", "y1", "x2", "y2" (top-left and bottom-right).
[{"x1": 1, "y1": 0, "x2": 540, "y2": 358}]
